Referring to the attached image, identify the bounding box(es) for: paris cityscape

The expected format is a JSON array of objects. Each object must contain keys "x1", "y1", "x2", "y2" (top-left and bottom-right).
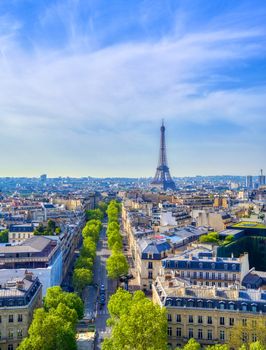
[{"x1": 0, "y1": 1, "x2": 266, "y2": 350}]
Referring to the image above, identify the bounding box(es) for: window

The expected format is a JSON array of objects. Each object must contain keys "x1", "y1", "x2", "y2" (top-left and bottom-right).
[
  {"x1": 199, "y1": 263, "x2": 203, "y2": 269},
  {"x1": 176, "y1": 315, "x2": 181, "y2": 323},
  {"x1": 232, "y1": 264, "x2": 236, "y2": 270},
  {"x1": 220, "y1": 303, "x2": 225, "y2": 309},
  {"x1": 206, "y1": 272, "x2": 209, "y2": 279},
  {"x1": 207, "y1": 301, "x2": 212, "y2": 308},
  {"x1": 224, "y1": 264, "x2": 228, "y2": 270},
  {"x1": 199, "y1": 272, "x2": 203, "y2": 279},
  {"x1": 187, "y1": 271, "x2": 190, "y2": 277},
  {"x1": 252, "y1": 333, "x2": 257, "y2": 342},
  {"x1": 8, "y1": 330, "x2": 13, "y2": 339},
  {"x1": 148, "y1": 254, "x2": 152, "y2": 259},
  {"x1": 252, "y1": 305, "x2": 257, "y2": 312},
  {"x1": 229, "y1": 303, "x2": 234, "y2": 310},
  {"x1": 208, "y1": 329, "x2": 212, "y2": 340},
  {"x1": 218, "y1": 273, "x2": 221, "y2": 279},
  {"x1": 198, "y1": 300, "x2": 203, "y2": 308},
  {"x1": 198, "y1": 329, "x2": 203, "y2": 340},
  {"x1": 212, "y1": 263, "x2": 215, "y2": 269},
  {"x1": 148, "y1": 271, "x2": 153, "y2": 279},
  {"x1": 18, "y1": 314, "x2": 23, "y2": 322},
  {"x1": 242, "y1": 332, "x2": 248, "y2": 342},
  {"x1": 8, "y1": 345, "x2": 13, "y2": 350},
  {"x1": 167, "y1": 327, "x2": 172, "y2": 336},
  {"x1": 207, "y1": 316, "x2": 212, "y2": 324},
  {"x1": 224, "y1": 273, "x2": 228, "y2": 280},
  {"x1": 220, "y1": 330, "x2": 225, "y2": 341},
  {"x1": 168, "y1": 314, "x2": 172, "y2": 322},
  {"x1": 252, "y1": 320, "x2": 257, "y2": 327},
  {"x1": 193, "y1": 272, "x2": 197, "y2": 278},
  {"x1": 220, "y1": 317, "x2": 225, "y2": 325},
  {"x1": 176, "y1": 328, "x2": 182, "y2": 337},
  {"x1": 188, "y1": 315, "x2": 193, "y2": 323},
  {"x1": 17, "y1": 329, "x2": 23, "y2": 339},
  {"x1": 242, "y1": 304, "x2": 247, "y2": 311},
  {"x1": 181, "y1": 271, "x2": 185, "y2": 277},
  {"x1": 148, "y1": 261, "x2": 153, "y2": 269},
  {"x1": 198, "y1": 316, "x2": 203, "y2": 324},
  {"x1": 242, "y1": 319, "x2": 247, "y2": 327},
  {"x1": 188, "y1": 328, "x2": 193, "y2": 338},
  {"x1": 212, "y1": 272, "x2": 215, "y2": 279},
  {"x1": 8, "y1": 315, "x2": 13, "y2": 323},
  {"x1": 229, "y1": 318, "x2": 234, "y2": 326},
  {"x1": 233, "y1": 274, "x2": 236, "y2": 280}
]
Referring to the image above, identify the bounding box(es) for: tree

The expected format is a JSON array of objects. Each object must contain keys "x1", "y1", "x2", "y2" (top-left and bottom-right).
[
  {"x1": 183, "y1": 339, "x2": 201, "y2": 350},
  {"x1": 86, "y1": 209, "x2": 104, "y2": 221},
  {"x1": 51, "y1": 303, "x2": 78, "y2": 329},
  {"x1": 18, "y1": 308, "x2": 77, "y2": 350},
  {"x1": 107, "y1": 230, "x2": 123, "y2": 250},
  {"x1": 0, "y1": 229, "x2": 8, "y2": 243},
  {"x1": 73, "y1": 268, "x2": 93, "y2": 294},
  {"x1": 106, "y1": 251, "x2": 129, "y2": 281},
  {"x1": 229, "y1": 318, "x2": 266, "y2": 349},
  {"x1": 81, "y1": 237, "x2": 96, "y2": 259},
  {"x1": 44, "y1": 286, "x2": 84, "y2": 319},
  {"x1": 102, "y1": 289, "x2": 167, "y2": 350},
  {"x1": 75, "y1": 256, "x2": 93, "y2": 270},
  {"x1": 107, "y1": 222, "x2": 120, "y2": 236},
  {"x1": 205, "y1": 344, "x2": 228, "y2": 350},
  {"x1": 199, "y1": 232, "x2": 219, "y2": 243}
]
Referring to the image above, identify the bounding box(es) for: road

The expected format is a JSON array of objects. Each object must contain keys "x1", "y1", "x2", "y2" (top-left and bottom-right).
[{"x1": 83, "y1": 221, "x2": 116, "y2": 349}]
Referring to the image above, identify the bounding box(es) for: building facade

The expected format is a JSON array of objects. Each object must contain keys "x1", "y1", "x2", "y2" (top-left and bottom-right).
[
  {"x1": 153, "y1": 275, "x2": 266, "y2": 349},
  {"x1": 0, "y1": 271, "x2": 42, "y2": 350}
]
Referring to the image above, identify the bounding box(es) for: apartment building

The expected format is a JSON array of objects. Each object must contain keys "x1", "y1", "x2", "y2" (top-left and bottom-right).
[
  {"x1": 153, "y1": 275, "x2": 266, "y2": 348},
  {"x1": 136, "y1": 239, "x2": 172, "y2": 291},
  {"x1": 161, "y1": 247, "x2": 249, "y2": 287},
  {"x1": 0, "y1": 271, "x2": 42, "y2": 350},
  {"x1": 0, "y1": 236, "x2": 62, "y2": 295},
  {"x1": 8, "y1": 224, "x2": 35, "y2": 244}
]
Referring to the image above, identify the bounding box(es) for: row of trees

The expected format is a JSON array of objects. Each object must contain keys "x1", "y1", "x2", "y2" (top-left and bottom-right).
[
  {"x1": 18, "y1": 286, "x2": 84, "y2": 350},
  {"x1": 102, "y1": 288, "x2": 168, "y2": 350},
  {"x1": 105, "y1": 201, "x2": 129, "y2": 283},
  {"x1": 73, "y1": 218, "x2": 102, "y2": 294},
  {"x1": 176, "y1": 338, "x2": 266, "y2": 350}
]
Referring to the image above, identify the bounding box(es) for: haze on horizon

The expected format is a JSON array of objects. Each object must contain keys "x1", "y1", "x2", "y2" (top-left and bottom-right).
[{"x1": 0, "y1": 0, "x2": 265, "y2": 178}]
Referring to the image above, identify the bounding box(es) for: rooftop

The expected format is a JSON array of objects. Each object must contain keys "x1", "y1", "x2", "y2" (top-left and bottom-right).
[{"x1": 231, "y1": 221, "x2": 266, "y2": 229}]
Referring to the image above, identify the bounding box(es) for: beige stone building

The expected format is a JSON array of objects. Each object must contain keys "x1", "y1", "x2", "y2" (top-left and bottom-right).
[
  {"x1": 153, "y1": 275, "x2": 266, "y2": 349},
  {"x1": 0, "y1": 271, "x2": 42, "y2": 350},
  {"x1": 135, "y1": 239, "x2": 172, "y2": 291}
]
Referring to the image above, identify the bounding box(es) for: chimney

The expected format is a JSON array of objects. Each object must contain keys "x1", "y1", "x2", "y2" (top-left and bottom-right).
[
  {"x1": 25, "y1": 270, "x2": 33, "y2": 281},
  {"x1": 16, "y1": 280, "x2": 25, "y2": 290}
]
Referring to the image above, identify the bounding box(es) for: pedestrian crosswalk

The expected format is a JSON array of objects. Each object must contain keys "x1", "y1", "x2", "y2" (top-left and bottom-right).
[{"x1": 97, "y1": 309, "x2": 109, "y2": 315}]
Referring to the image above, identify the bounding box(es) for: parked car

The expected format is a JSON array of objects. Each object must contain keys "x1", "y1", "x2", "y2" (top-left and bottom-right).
[{"x1": 100, "y1": 284, "x2": 105, "y2": 294}]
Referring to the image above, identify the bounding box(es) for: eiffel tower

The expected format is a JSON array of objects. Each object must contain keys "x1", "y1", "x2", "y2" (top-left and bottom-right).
[{"x1": 151, "y1": 121, "x2": 176, "y2": 191}]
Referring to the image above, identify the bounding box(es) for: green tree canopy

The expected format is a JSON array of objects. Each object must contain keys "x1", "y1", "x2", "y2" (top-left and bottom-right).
[
  {"x1": 102, "y1": 289, "x2": 167, "y2": 350},
  {"x1": 73, "y1": 268, "x2": 93, "y2": 294},
  {"x1": 75, "y1": 256, "x2": 93, "y2": 270},
  {"x1": 86, "y1": 208, "x2": 104, "y2": 221},
  {"x1": 18, "y1": 308, "x2": 77, "y2": 350},
  {"x1": 106, "y1": 251, "x2": 129, "y2": 280},
  {"x1": 107, "y1": 230, "x2": 123, "y2": 250},
  {"x1": 81, "y1": 236, "x2": 96, "y2": 259},
  {"x1": 44, "y1": 286, "x2": 84, "y2": 319},
  {"x1": 0, "y1": 229, "x2": 8, "y2": 243}
]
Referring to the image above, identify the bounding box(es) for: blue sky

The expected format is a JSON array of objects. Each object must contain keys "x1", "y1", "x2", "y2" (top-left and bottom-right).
[{"x1": 0, "y1": 0, "x2": 265, "y2": 177}]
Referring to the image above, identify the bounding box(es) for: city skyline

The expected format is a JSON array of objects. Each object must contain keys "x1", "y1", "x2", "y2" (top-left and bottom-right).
[{"x1": 0, "y1": 0, "x2": 266, "y2": 177}]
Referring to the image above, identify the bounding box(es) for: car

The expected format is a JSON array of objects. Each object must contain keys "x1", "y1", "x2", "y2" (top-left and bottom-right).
[{"x1": 100, "y1": 284, "x2": 105, "y2": 294}]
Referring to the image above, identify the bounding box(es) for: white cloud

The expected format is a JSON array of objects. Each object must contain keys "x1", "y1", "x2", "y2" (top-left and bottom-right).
[{"x1": 0, "y1": 2, "x2": 265, "y2": 176}]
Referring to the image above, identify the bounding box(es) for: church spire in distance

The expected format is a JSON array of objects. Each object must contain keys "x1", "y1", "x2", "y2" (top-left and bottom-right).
[{"x1": 150, "y1": 121, "x2": 176, "y2": 191}]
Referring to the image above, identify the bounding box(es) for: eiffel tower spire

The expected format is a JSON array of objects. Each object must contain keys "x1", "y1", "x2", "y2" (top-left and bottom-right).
[{"x1": 151, "y1": 121, "x2": 176, "y2": 190}]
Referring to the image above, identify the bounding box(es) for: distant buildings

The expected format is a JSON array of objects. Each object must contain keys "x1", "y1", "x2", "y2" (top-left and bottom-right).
[
  {"x1": 246, "y1": 175, "x2": 253, "y2": 189},
  {"x1": 259, "y1": 169, "x2": 266, "y2": 187},
  {"x1": 0, "y1": 271, "x2": 42, "y2": 350}
]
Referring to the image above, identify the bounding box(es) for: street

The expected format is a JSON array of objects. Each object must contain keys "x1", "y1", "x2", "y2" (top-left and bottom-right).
[{"x1": 83, "y1": 221, "x2": 116, "y2": 349}]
